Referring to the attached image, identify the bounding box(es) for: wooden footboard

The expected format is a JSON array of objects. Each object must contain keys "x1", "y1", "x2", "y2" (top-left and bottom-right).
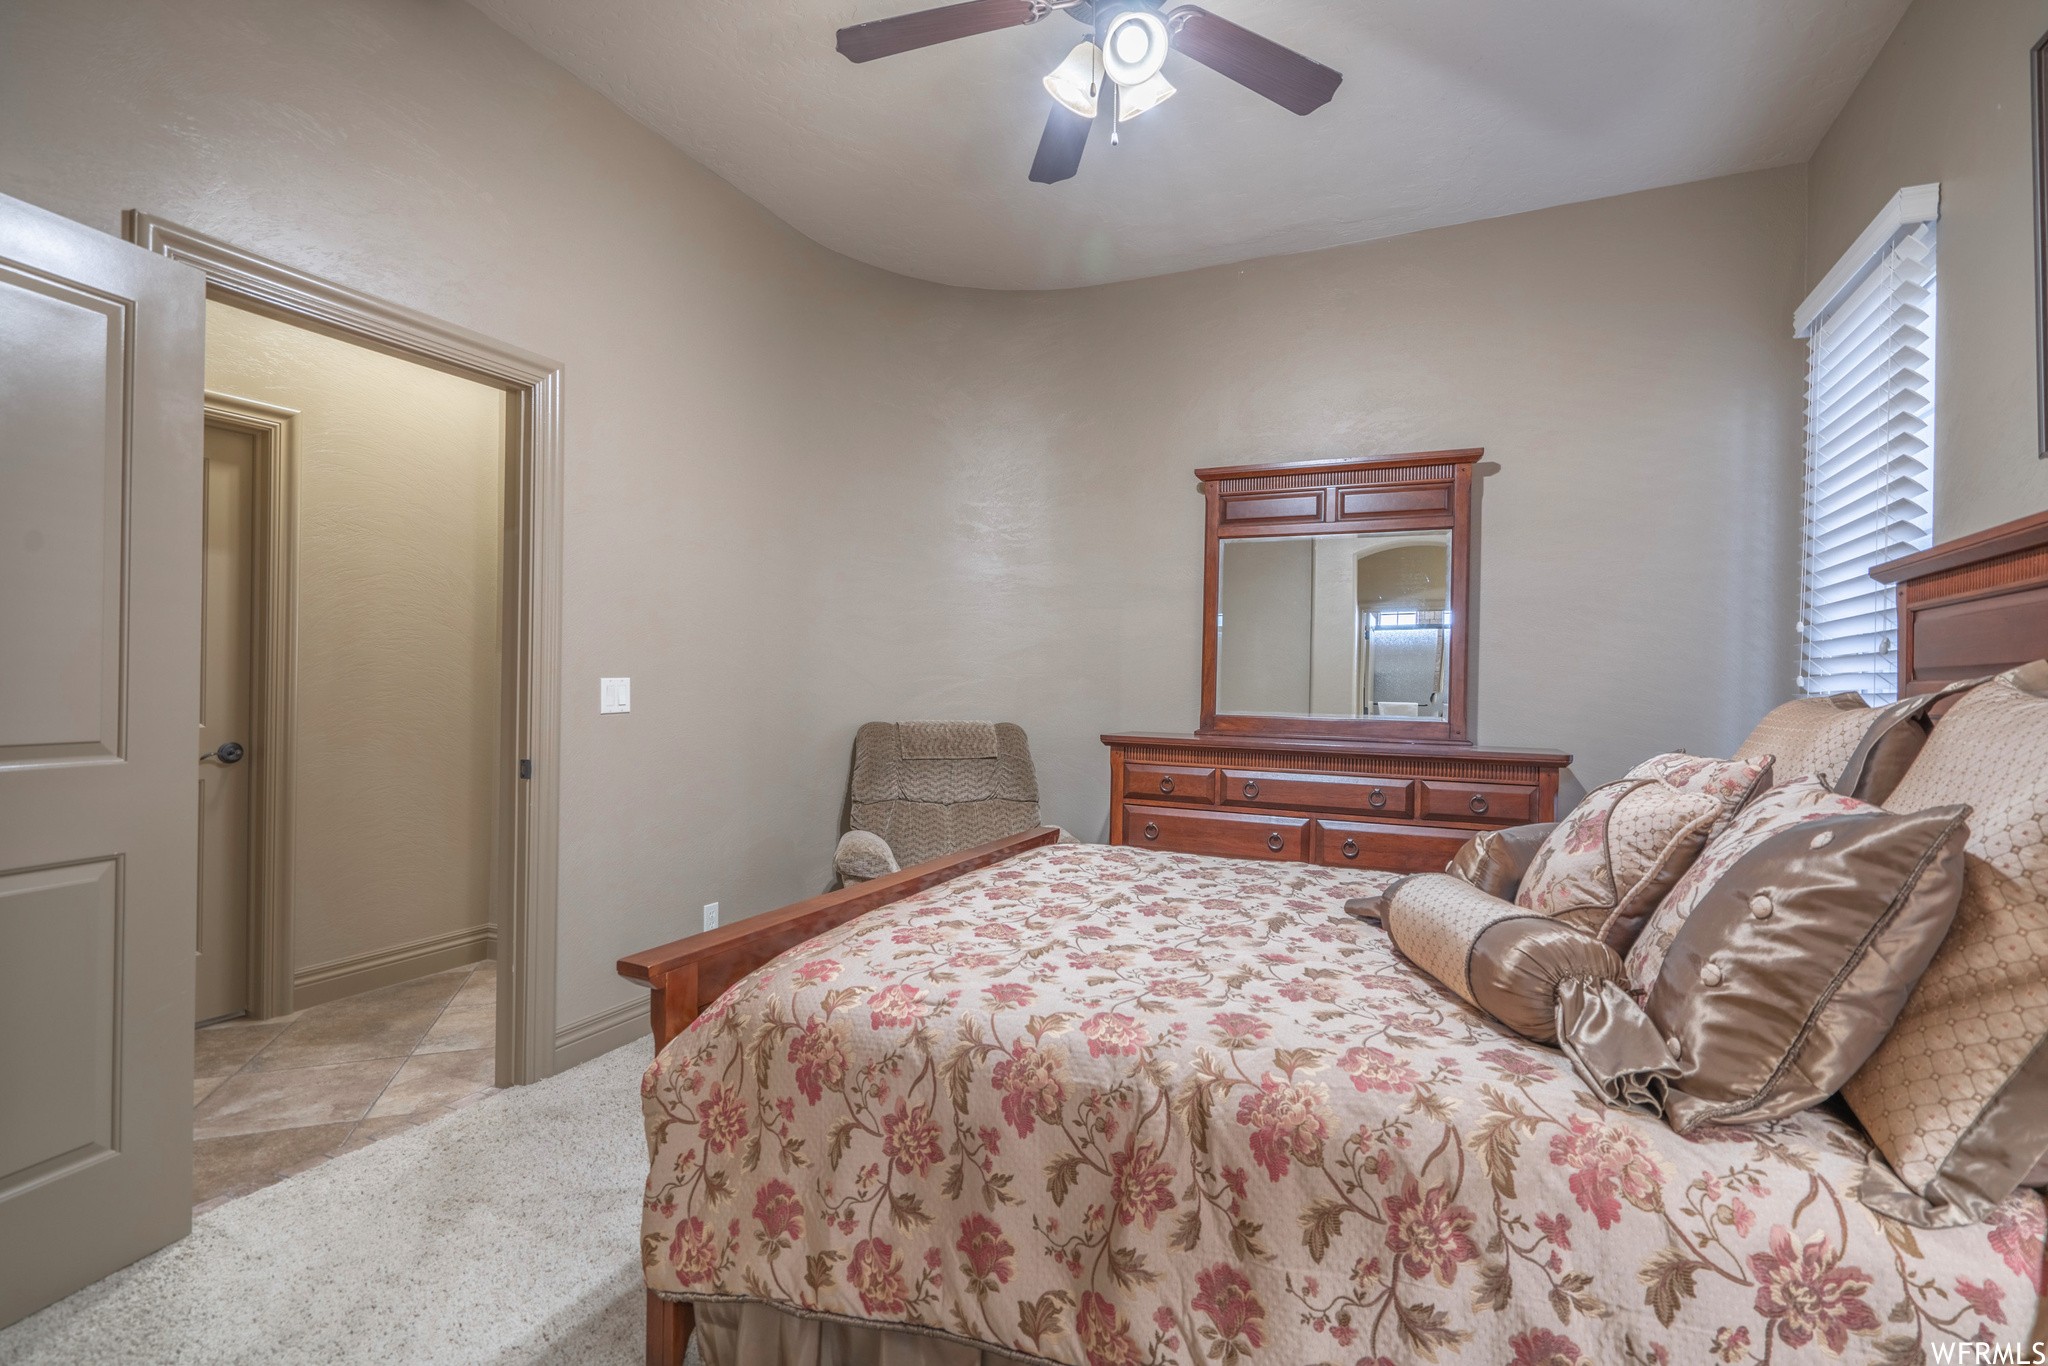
[{"x1": 618, "y1": 826, "x2": 1059, "y2": 1366}]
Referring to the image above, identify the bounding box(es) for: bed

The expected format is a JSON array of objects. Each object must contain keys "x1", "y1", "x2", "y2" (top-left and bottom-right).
[{"x1": 619, "y1": 509, "x2": 2048, "y2": 1366}]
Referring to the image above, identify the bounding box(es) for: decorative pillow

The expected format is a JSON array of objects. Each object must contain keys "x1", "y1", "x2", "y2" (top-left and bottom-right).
[
  {"x1": 1639, "y1": 805, "x2": 1968, "y2": 1132},
  {"x1": 1624, "y1": 751, "x2": 1773, "y2": 838},
  {"x1": 1381, "y1": 873, "x2": 1626, "y2": 1044},
  {"x1": 1843, "y1": 662, "x2": 2048, "y2": 1227},
  {"x1": 1735, "y1": 693, "x2": 1930, "y2": 804},
  {"x1": 1624, "y1": 776, "x2": 1874, "y2": 993},
  {"x1": 1444, "y1": 822, "x2": 1556, "y2": 901},
  {"x1": 1513, "y1": 779, "x2": 1722, "y2": 950}
]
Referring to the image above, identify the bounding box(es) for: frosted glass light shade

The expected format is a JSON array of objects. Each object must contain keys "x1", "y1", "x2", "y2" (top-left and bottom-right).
[
  {"x1": 1115, "y1": 70, "x2": 1175, "y2": 121},
  {"x1": 1042, "y1": 42, "x2": 1102, "y2": 119}
]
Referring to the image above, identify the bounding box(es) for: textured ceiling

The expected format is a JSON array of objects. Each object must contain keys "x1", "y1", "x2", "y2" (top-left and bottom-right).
[{"x1": 468, "y1": 0, "x2": 1909, "y2": 290}]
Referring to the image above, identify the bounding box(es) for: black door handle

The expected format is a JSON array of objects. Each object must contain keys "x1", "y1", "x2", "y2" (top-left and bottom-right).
[
  {"x1": 1159, "y1": 776, "x2": 1174, "y2": 794},
  {"x1": 1469, "y1": 794, "x2": 1489, "y2": 815},
  {"x1": 1368, "y1": 789, "x2": 1386, "y2": 808},
  {"x1": 1143, "y1": 822, "x2": 1159, "y2": 840},
  {"x1": 1341, "y1": 838, "x2": 1358, "y2": 858},
  {"x1": 1266, "y1": 832, "x2": 1284, "y2": 852},
  {"x1": 1243, "y1": 779, "x2": 1260, "y2": 799},
  {"x1": 202, "y1": 741, "x2": 245, "y2": 764}
]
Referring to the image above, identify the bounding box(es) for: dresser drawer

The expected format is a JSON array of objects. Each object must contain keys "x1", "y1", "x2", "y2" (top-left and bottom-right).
[
  {"x1": 1124, "y1": 804, "x2": 1308, "y2": 861},
  {"x1": 1419, "y1": 779, "x2": 1539, "y2": 824},
  {"x1": 1122, "y1": 763, "x2": 1218, "y2": 804},
  {"x1": 1312, "y1": 819, "x2": 1471, "y2": 874},
  {"x1": 1219, "y1": 769, "x2": 1415, "y2": 818}
]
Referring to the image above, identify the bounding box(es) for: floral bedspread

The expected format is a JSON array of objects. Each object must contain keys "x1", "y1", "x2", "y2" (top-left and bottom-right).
[{"x1": 639, "y1": 844, "x2": 2044, "y2": 1365}]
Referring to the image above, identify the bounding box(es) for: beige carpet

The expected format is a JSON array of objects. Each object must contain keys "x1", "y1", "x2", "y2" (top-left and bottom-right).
[{"x1": 0, "y1": 1040, "x2": 700, "y2": 1366}]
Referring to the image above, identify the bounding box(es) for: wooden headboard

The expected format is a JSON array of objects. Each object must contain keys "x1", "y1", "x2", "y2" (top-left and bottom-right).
[{"x1": 1873, "y1": 508, "x2": 2048, "y2": 695}]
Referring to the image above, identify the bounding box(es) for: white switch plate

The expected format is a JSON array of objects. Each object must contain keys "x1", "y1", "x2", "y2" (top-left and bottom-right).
[
  {"x1": 600, "y1": 677, "x2": 630, "y2": 713},
  {"x1": 703, "y1": 902, "x2": 720, "y2": 932}
]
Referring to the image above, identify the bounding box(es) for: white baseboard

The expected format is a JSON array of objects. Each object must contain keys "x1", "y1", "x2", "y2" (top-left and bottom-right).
[
  {"x1": 552, "y1": 996, "x2": 650, "y2": 1072},
  {"x1": 292, "y1": 923, "x2": 496, "y2": 1009}
]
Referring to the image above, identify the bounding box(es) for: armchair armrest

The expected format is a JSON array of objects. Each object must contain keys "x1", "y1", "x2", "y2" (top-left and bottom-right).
[{"x1": 619, "y1": 826, "x2": 1060, "y2": 1051}]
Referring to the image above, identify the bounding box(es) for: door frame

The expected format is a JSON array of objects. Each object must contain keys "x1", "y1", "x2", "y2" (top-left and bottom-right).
[
  {"x1": 129, "y1": 214, "x2": 564, "y2": 1087},
  {"x1": 201, "y1": 393, "x2": 298, "y2": 1022}
]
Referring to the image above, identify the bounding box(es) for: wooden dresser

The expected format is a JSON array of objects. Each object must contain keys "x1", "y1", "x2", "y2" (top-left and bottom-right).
[
  {"x1": 1105, "y1": 450, "x2": 1572, "y2": 873},
  {"x1": 1102, "y1": 732, "x2": 1570, "y2": 873}
]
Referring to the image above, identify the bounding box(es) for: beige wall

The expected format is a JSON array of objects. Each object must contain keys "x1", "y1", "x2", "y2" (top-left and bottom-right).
[
  {"x1": 204, "y1": 301, "x2": 504, "y2": 995},
  {"x1": 0, "y1": 0, "x2": 1809, "y2": 1044},
  {"x1": 1807, "y1": 0, "x2": 2048, "y2": 540}
]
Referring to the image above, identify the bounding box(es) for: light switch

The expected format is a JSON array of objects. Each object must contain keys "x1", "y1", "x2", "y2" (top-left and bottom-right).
[{"x1": 600, "y1": 677, "x2": 630, "y2": 714}]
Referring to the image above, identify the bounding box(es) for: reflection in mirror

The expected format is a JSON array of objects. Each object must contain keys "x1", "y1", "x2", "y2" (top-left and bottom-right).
[{"x1": 1215, "y1": 531, "x2": 1452, "y2": 720}]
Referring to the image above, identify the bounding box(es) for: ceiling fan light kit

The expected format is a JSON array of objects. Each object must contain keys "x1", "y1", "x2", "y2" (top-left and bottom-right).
[{"x1": 835, "y1": 0, "x2": 1341, "y2": 183}]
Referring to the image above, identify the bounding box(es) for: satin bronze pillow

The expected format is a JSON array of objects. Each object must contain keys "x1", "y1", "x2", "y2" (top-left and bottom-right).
[
  {"x1": 1445, "y1": 822, "x2": 1556, "y2": 901},
  {"x1": 1562, "y1": 804, "x2": 1971, "y2": 1138},
  {"x1": 1380, "y1": 873, "x2": 1626, "y2": 1045}
]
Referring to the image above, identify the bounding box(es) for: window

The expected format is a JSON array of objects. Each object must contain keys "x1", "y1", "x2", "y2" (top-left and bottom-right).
[{"x1": 1796, "y1": 194, "x2": 1937, "y2": 704}]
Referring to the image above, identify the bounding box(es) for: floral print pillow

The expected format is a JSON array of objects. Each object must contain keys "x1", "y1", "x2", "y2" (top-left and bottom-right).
[
  {"x1": 1514, "y1": 778, "x2": 1722, "y2": 949},
  {"x1": 1625, "y1": 752, "x2": 1774, "y2": 839},
  {"x1": 1625, "y1": 776, "x2": 1876, "y2": 993}
]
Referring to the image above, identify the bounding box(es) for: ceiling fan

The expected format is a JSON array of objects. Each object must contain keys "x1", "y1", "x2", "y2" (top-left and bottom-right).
[{"x1": 835, "y1": 0, "x2": 1342, "y2": 184}]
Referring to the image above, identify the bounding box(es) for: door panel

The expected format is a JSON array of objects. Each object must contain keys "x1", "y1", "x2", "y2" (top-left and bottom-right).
[
  {"x1": 0, "y1": 191, "x2": 205, "y2": 1327},
  {"x1": 0, "y1": 261, "x2": 127, "y2": 765},
  {"x1": 196, "y1": 424, "x2": 255, "y2": 1023},
  {"x1": 0, "y1": 860, "x2": 119, "y2": 1197}
]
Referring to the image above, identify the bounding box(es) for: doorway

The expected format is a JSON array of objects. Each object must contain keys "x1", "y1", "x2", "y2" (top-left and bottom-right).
[
  {"x1": 127, "y1": 213, "x2": 565, "y2": 1098},
  {"x1": 186, "y1": 301, "x2": 516, "y2": 1206}
]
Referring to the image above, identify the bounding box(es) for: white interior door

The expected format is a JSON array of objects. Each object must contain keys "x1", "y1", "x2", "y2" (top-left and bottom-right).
[
  {"x1": 0, "y1": 191, "x2": 205, "y2": 1327},
  {"x1": 196, "y1": 421, "x2": 255, "y2": 1024}
]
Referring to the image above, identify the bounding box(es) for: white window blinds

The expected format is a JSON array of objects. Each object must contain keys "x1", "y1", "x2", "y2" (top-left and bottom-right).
[{"x1": 1798, "y1": 220, "x2": 1936, "y2": 704}]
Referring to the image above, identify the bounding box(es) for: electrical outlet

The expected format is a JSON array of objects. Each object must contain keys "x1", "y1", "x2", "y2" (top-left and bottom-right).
[
  {"x1": 600, "y1": 677, "x2": 630, "y2": 713},
  {"x1": 703, "y1": 901, "x2": 720, "y2": 932}
]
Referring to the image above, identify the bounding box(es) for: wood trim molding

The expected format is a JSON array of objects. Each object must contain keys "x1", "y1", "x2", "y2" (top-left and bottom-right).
[
  {"x1": 202, "y1": 393, "x2": 299, "y2": 1019},
  {"x1": 132, "y1": 214, "x2": 565, "y2": 1086},
  {"x1": 292, "y1": 923, "x2": 494, "y2": 1009},
  {"x1": 1793, "y1": 182, "x2": 1939, "y2": 338}
]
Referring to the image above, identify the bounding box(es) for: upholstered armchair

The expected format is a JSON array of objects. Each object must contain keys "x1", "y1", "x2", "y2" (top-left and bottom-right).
[{"x1": 834, "y1": 721, "x2": 1074, "y2": 884}]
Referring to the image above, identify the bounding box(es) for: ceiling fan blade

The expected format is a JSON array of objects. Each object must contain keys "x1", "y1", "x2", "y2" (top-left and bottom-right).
[
  {"x1": 1028, "y1": 101, "x2": 1092, "y2": 184},
  {"x1": 836, "y1": 0, "x2": 1039, "y2": 63},
  {"x1": 1165, "y1": 5, "x2": 1342, "y2": 115}
]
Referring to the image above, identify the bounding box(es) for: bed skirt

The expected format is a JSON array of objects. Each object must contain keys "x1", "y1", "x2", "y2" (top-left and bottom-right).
[{"x1": 692, "y1": 1299, "x2": 1035, "y2": 1366}]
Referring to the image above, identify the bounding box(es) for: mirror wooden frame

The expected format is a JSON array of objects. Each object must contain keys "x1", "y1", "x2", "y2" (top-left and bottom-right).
[{"x1": 1197, "y1": 449, "x2": 1478, "y2": 745}]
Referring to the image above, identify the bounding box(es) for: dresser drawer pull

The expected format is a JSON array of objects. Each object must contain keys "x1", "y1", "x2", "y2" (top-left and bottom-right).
[
  {"x1": 1266, "y1": 832, "x2": 1284, "y2": 852},
  {"x1": 1469, "y1": 794, "x2": 1489, "y2": 815},
  {"x1": 1243, "y1": 779, "x2": 1260, "y2": 799},
  {"x1": 1368, "y1": 789, "x2": 1386, "y2": 809},
  {"x1": 1159, "y1": 776, "x2": 1174, "y2": 794},
  {"x1": 1144, "y1": 822, "x2": 1159, "y2": 840},
  {"x1": 1341, "y1": 838, "x2": 1359, "y2": 859}
]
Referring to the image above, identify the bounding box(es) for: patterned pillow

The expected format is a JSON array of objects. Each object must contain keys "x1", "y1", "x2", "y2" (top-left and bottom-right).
[
  {"x1": 1382, "y1": 873, "x2": 1626, "y2": 1044},
  {"x1": 1842, "y1": 663, "x2": 2048, "y2": 1227},
  {"x1": 1514, "y1": 779, "x2": 1722, "y2": 950},
  {"x1": 1624, "y1": 776, "x2": 1875, "y2": 994},
  {"x1": 1624, "y1": 752, "x2": 1773, "y2": 838},
  {"x1": 1735, "y1": 694, "x2": 1930, "y2": 804}
]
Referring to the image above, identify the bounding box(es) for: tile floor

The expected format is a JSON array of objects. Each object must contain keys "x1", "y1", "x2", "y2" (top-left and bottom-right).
[{"x1": 191, "y1": 960, "x2": 498, "y2": 1213}]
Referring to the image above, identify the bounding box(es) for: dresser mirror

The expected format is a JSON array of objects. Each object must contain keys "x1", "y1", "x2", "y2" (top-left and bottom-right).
[
  {"x1": 1217, "y1": 530, "x2": 1452, "y2": 719},
  {"x1": 1197, "y1": 450, "x2": 1477, "y2": 744}
]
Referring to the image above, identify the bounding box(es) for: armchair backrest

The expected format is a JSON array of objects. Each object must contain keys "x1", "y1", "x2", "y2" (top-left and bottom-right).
[{"x1": 848, "y1": 721, "x2": 1042, "y2": 868}]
